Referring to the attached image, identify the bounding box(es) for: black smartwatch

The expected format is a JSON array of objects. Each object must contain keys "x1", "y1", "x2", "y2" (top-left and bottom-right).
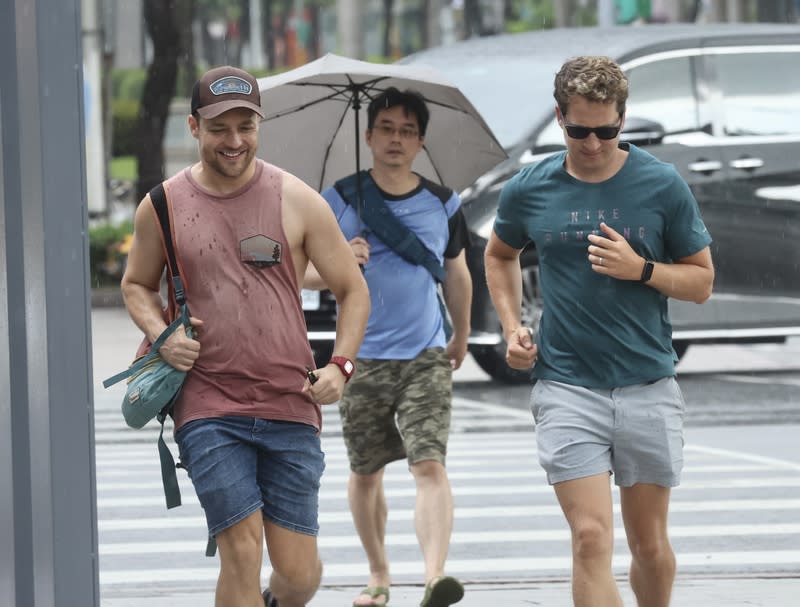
[{"x1": 640, "y1": 259, "x2": 654, "y2": 283}]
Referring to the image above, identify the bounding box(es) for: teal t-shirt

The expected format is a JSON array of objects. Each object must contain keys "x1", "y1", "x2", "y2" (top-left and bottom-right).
[{"x1": 495, "y1": 144, "x2": 712, "y2": 388}]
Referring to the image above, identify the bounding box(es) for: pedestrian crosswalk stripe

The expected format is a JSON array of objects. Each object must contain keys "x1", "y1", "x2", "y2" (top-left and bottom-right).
[
  {"x1": 688, "y1": 444, "x2": 800, "y2": 471},
  {"x1": 97, "y1": 498, "x2": 800, "y2": 530},
  {"x1": 93, "y1": 463, "x2": 779, "y2": 490},
  {"x1": 97, "y1": 550, "x2": 800, "y2": 585},
  {"x1": 98, "y1": 523, "x2": 800, "y2": 556},
  {"x1": 95, "y1": 476, "x2": 800, "y2": 507}
]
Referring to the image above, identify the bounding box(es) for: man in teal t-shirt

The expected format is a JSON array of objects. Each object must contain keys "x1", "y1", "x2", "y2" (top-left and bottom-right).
[{"x1": 485, "y1": 56, "x2": 714, "y2": 607}]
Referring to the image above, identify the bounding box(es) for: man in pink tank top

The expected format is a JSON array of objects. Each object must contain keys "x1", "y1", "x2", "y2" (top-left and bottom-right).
[{"x1": 121, "y1": 65, "x2": 370, "y2": 607}]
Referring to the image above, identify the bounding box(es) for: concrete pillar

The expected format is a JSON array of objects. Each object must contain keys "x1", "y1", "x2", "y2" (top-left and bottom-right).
[{"x1": 1, "y1": 1, "x2": 99, "y2": 605}]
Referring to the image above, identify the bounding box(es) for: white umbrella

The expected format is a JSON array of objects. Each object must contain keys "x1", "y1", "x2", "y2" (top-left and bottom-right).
[{"x1": 256, "y1": 53, "x2": 508, "y2": 194}]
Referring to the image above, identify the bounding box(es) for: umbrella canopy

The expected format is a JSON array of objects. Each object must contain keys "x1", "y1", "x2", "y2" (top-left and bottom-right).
[{"x1": 256, "y1": 53, "x2": 508, "y2": 194}]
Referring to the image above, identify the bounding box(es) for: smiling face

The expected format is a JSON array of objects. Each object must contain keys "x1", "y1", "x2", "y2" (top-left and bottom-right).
[
  {"x1": 189, "y1": 107, "x2": 260, "y2": 186},
  {"x1": 365, "y1": 105, "x2": 425, "y2": 172},
  {"x1": 558, "y1": 95, "x2": 625, "y2": 182}
]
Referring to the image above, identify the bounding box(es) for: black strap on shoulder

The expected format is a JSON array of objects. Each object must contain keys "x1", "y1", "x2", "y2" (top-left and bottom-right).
[
  {"x1": 149, "y1": 183, "x2": 187, "y2": 307},
  {"x1": 335, "y1": 171, "x2": 447, "y2": 283}
]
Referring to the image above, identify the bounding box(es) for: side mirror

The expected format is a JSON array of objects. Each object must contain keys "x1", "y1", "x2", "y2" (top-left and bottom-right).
[{"x1": 620, "y1": 116, "x2": 666, "y2": 146}]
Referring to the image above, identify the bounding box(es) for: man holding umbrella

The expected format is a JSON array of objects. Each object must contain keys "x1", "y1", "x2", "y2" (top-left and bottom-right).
[{"x1": 305, "y1": 87, "x2": 471, "y2": 607}]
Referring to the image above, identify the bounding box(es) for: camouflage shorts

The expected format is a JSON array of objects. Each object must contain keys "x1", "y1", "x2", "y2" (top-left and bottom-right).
[{"x1": 338, "y1": 348, "x2": 453, "y2": 475}]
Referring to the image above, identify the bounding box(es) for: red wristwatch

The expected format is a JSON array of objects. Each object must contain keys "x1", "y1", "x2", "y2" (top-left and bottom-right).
[{"x1": 329, "y1": 356, "x2": 355, "y2": 382}]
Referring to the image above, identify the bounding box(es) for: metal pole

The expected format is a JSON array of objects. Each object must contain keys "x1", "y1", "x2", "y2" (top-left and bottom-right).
[{"x1": 1, "y1": 0, "x2": 99, "y2": 605}]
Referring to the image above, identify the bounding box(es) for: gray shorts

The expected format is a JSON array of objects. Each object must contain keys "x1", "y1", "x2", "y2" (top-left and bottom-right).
[
  {"x1": 530, "y1": 377, "x2": 685, "y2": 487},
  {"x1": 338, "y1": 348, "x2": 453, "y2": 475}
]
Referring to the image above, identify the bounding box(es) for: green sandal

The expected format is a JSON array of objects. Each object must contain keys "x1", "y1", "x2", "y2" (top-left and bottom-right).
[
  {"x1": 353, "y1": 586, "x2": 390, "y2": 607},
  {"x1": 420, "y1": 576, "x2": 464, "y2": 607}
]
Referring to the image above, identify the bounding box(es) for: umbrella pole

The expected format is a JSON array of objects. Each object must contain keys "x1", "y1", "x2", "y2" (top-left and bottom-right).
[{"x1": 352, "y1": 94, "x2": 365, "y2": 237}]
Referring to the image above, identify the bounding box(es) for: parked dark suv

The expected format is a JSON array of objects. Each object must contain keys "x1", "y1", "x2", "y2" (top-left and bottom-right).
[{"x1": 304, "y1": 23, "x2": 800, "y2": 382}]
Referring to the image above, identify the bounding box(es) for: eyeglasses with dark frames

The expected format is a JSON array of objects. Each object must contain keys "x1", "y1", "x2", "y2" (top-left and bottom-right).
[{"x1": 563, "y1": 123, "x2": 622, "y2": 140}]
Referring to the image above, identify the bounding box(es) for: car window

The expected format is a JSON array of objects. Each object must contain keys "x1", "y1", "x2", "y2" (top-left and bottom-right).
[
  {"x1": 714, "y1": 51, "x2": 800, "y2": 136},
  {"x1": 625, "y1": 57, "x2": 700, "y2": 134}
]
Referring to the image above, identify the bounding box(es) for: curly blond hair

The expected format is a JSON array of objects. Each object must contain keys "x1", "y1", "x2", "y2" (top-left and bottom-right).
[{"x1": 554, "y1": 56, "x2": 628, "y2": 119}]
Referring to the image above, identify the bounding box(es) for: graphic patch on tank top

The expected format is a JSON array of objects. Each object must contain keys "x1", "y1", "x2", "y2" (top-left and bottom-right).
[{"x1": 240, "y1": 234, "x2": 282, "y2": 269}]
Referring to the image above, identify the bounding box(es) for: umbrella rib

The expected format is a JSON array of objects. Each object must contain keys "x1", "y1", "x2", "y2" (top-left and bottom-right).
[
  {"x1": 318, "y1": 101, "x2": 353, "y2": 191},
  {"x1": 261, "y1": 78, "x2": 390, "y2": 121},
  {"x1": 421, "y1": 145, "x2": 446, "y2": 186}
]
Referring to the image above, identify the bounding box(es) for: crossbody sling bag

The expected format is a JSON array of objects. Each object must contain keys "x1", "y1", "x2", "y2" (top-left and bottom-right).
[
  {"x1": 335, "y1": 171, "x2": 453, "y2": 339},
  {"x1": 102, "y1": 183, "x2": 189, "y2": 511}
]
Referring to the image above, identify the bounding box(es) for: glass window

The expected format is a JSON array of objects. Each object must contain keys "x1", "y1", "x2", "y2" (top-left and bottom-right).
[
  {"x1": 715, "y1": 51, "x2": 800, "y2": 136},
  {"x1": 625, "y1": 56, "x2": 701, "y2": 134}
]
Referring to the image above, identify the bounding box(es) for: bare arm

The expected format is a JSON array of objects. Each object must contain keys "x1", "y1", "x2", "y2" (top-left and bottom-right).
[
  {"x1": 587, "y1": 222, "x2": 714, "y2": 303},
  {"x1": 303, "y1": 236, "x2": 370, "y2": 291},
  {"x1": 484, "y1": 232, "x2": 538, "y2": 370},
  {"x1": 283, "y1": 173, "x2": 370, "y2": 403},
  {"x1": 442, "y1": 250, "x2": 472, "y2": 370},
  {"x1": 120, "y1": 196, "x2": 202, "y2": 371}
]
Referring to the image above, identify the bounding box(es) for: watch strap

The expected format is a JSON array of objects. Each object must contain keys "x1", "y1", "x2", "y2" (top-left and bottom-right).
[
  {"x1": 329, "y1": 356, "x2": 355, "y2": 382},
  {"x1": 640, "y1": 259, "x2": 654, "y2": 283}
]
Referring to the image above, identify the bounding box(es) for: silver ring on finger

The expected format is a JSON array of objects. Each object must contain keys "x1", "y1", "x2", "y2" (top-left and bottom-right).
[{"x1": 598, "y1": 257, "x2": 604, "y2": 266}]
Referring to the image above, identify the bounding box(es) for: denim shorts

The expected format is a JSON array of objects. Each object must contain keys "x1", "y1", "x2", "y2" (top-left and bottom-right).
[
  {"x1": 174, "y1": 416, "x2": 325, "y2": 537},
  {"x1": 530, "y1": 377, "x2": 685, "y2": 487}
]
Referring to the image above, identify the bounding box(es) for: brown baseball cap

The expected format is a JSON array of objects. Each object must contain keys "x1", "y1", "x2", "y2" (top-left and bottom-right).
[{"x1": 191, "y1": 66, "x2": 265, "y2": 120}]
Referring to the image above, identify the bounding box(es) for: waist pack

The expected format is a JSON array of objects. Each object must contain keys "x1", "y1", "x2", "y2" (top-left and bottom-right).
[{"x1": 108, "y1": 312, "x2": 192, "y2": 430}]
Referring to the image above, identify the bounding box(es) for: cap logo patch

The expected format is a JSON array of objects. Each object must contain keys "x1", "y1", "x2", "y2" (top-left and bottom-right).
[{"x1": 209, "y1": 76, "x2": 252, "y2": 96}]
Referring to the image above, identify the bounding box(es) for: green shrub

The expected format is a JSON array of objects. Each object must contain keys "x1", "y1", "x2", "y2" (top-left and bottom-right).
[
  {"x1": 113, "y1": 68, "x2": 148, "y2": 101},
  {"x1": 112, "y1": 98, "x2": 140, "y2": 157},
  {"x1": 110, "y1": 156, "x2": 137, "y2": 181},
  {"x1": 89, "y1": 220, "x2": 134, "y2": 287}
]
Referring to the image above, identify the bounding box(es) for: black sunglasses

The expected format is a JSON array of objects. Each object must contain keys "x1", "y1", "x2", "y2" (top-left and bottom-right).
[{"x1": 564, "y1": 123, "x2": 621, "y2": 140}]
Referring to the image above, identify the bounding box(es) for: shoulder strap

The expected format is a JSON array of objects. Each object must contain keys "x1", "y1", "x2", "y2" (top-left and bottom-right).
[
  {"x1": 148, "y1": 182, "x2": 187, "y2": 511},
  {"x1": 149, "y1": 183, "x2": 188, "y2": 309},
  {"x1": 335, "y1": 171, "x2": 447, "y2": 283}
]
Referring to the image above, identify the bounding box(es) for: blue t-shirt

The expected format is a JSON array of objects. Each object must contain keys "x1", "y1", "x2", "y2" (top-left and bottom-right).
[
  {"x1": 322, "y1": 175, "x2": 464, "y2": 360},
  {"x1": 495, "y1": 144, "x2": 712, "y2": 388}
]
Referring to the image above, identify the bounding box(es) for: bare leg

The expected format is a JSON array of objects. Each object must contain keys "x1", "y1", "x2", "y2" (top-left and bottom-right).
[
  {"x1": 264, "y1": 518, "x2": 322, "y2": 607},
  {"x1": 349, "y1": 469, "x2": 391, "y2": 606},
  {"x1": 409, "y1": 459, "x2": 454, "y2": 583},
  {"x1": 553, "y1": 474, "x2": 624, "y2": 607},
  {"x1": 620, "y1": 484, "x2": 675, "y2": 607},
  {"x1": 214, "y1": 510, "x2": 267, "y2": 607}
]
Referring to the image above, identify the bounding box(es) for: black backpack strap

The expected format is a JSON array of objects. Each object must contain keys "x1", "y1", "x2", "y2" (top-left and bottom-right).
[{"x1": 150, "y1": 183, "x2": 188, "y2": 308}]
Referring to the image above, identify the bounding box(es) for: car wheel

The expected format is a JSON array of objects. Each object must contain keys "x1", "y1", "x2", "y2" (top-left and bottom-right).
[
  {"x1": 309, "y1": 341, "x2": 335, "y2": 370},
  {"x1": 470, "y1": 263, "x2": 542, "y2": 384}
]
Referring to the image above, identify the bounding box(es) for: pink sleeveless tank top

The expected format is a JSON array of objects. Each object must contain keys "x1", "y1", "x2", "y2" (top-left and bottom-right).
[{"x1": 164, "y1": 160, "x2": 320, "y2": 432}]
